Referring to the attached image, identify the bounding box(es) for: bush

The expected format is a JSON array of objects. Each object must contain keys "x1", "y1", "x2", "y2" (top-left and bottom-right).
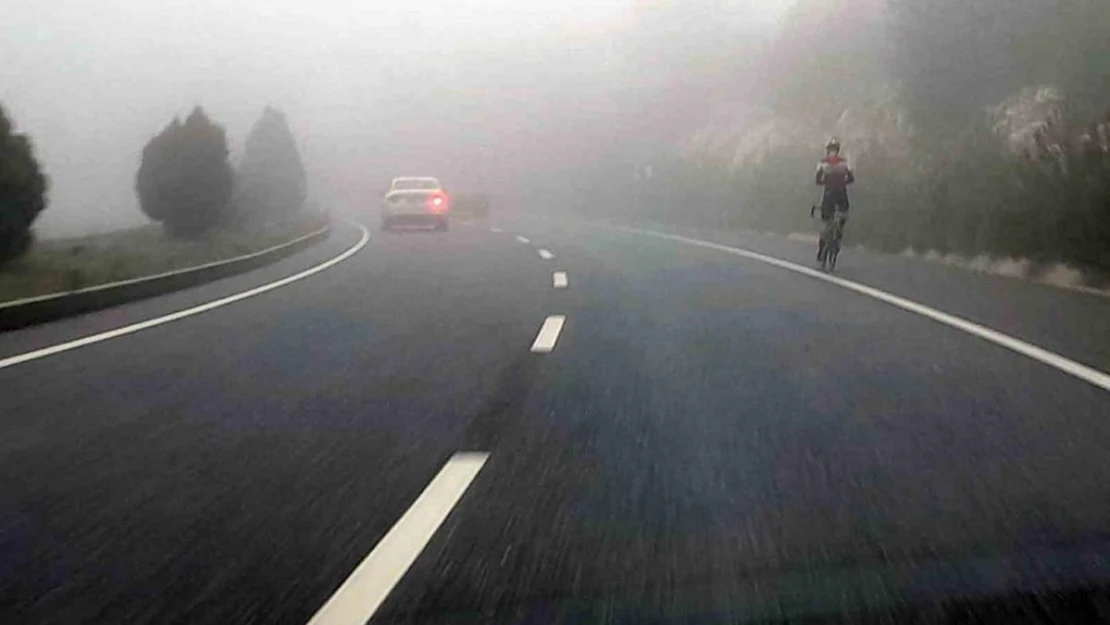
[
  {"x1": 136, "y1": 107, "x2": 233, "y2": 238},
  {"x1": 0, "y1": 103, "x2": 48, "y2": 264}
]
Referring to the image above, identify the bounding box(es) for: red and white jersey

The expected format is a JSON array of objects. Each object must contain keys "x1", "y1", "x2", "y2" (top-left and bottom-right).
[{"x1": 816, "y1": 155, "x2": 855, "y2": 190}]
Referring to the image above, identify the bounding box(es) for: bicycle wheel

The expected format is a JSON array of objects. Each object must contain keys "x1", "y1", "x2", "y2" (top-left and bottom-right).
[
  {"x1": 818, "y1": 221, "x2": 834, "y2": 266},
  {"x1": 827, "y1": 215, "x2": 846, "y2": 271}
]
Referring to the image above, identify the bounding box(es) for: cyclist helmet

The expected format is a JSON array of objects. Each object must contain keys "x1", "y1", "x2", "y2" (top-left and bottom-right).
[{"x1": 825, "y1": 137, "x2": 841, "y2": 154}]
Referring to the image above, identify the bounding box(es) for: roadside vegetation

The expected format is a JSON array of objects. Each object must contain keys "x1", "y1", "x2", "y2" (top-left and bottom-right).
[
  {"x1": 0, "y1": 215, "x2": 324, "y2": 303},
  {"x1": 0, "y1": 102, "x2": 322, "y2": 304},
  {"x1": 588, "y1": 0, "x2": 1110, "y2": 284},
  {"x1": 232, "y1": 106, "x2": 308, "y2": 228},
  {"x1": 136, "y1": 107, "x2": 235, "y2": 238},
  {"x1": 0, "y1": 104, "x2": 48, "y2": 265}
]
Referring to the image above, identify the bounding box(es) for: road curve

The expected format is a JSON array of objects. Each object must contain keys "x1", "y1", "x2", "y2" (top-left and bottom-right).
[{"x1": 3, "y1": 217, "x2": 1110, "y2": 623}]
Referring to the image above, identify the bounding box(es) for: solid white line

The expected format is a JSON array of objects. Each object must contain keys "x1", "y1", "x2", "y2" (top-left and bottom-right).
[
  {"x1": 616, "y1": 225, "x2": 1110, "y2": 394},
  {"x1": 515, "y1": 235, "x2": 531, "y2": 244},
  {"x1": 531, "y1": 315, "x2": 566, "y2": 354},
  {"x1": 306, "y1": 452, "x2": 489, "y2": 625},
  {"x1": 538, "y1": 249, "x2": 555, "y2": 260},
  {"x1": 0, "y1": 224, "x2": 371, "y2": 371},
  {"x1": 786, "y1": 232, "x2": 820, "y2": 244},
  {"x1": 553, "y1": 272, "x2": 568, "y2": 289}
]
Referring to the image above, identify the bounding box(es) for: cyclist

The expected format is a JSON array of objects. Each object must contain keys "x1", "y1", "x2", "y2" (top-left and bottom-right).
[{"x1": 812, "y1": 138, "x2": 855, "y2": 262}]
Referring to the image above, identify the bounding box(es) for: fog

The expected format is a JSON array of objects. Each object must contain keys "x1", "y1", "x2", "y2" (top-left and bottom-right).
[{"x1": 1, "y1": 0, "x2": 790, "y2": 238}]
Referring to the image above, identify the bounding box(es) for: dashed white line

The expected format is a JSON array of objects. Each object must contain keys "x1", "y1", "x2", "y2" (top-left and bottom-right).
[
  {"x1": 538, "y1": 249, "x2": 555, "y2": 260},
  {"x1": 490, "y1": 226, "x2": 503, "y2": 233},
  {"x1": 0, "y1": 223, "x2": 372, "y2": 371},
  {"x1": 306, "y1": 452, "x2": 490, "y2": 625},
  {"x1": 617, "y1": 225, "x2": 1110, "y2": 394},
  {"x1": 530, "y1": 315, "x2": 566, "y2": 353},
  {"x1": 553, "y1": 272, "x2": 568, "y2": 289},
  {"x1": 515, "y1": 235, "x2": 531, "y2": 244}
]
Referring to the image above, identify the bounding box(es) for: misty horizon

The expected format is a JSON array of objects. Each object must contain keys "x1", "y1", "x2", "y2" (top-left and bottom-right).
[{"x1": 2, "y1": 0, "x2": 793, "y2": 238}]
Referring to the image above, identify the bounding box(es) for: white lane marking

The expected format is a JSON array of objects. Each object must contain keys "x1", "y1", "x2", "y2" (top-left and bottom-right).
[
  {"x1": 553, "y1": 272, "x2": 568, "y2": 289},
  {"x1": 538, "y1": 249, "x2": 555, "y2": 260},
  {"x1": 617, "y1": 225, "x2": 1110, "y2": 394},
  {"x1": 490, "y1": 226, "x2": 503, "y2": 233},
  {"x1": 515, "y1": 235, "x2": 531, "y2": 244},
  {"x1": 786, "y1": 232, "x2": 820, "y2": 244},
  {"x1": 531, "y1": 315, "x2": 566, "y2": 354},
  {"x1": 306, "y1": 452, "x2": 489, "y2": 625},
  {"x1": 0, "y1": 224, "x2": 371, "y2": 371}
]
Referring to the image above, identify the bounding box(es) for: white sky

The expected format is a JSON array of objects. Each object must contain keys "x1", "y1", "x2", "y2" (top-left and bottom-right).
[{"x1": 1, "y1": 0, "x2": 794, "y2": 235}]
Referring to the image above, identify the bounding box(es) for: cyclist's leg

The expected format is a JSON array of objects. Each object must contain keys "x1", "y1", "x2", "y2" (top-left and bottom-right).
[
  {"x1": 818, "y1": 216, "x2": 835, "y2": 261},
  {"x1": 818, "y1": 217, "x2": 830, "y2": 260},
  {"x1": 832, "y1": 192, "x2": 850, "y2": 244},
  {"x1": 818, "y1": 191, "x2": 835, "y2": 260}
]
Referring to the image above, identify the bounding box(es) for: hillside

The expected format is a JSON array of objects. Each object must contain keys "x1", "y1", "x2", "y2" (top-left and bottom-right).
[{"x1": 605, "y1": 0, "x2": 1110, "y2": 282}]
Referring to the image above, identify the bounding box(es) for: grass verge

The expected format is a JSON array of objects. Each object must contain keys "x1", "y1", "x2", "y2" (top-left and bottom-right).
[{"x1": 0, "y1": 218, "x2": 326, "y2": 305}]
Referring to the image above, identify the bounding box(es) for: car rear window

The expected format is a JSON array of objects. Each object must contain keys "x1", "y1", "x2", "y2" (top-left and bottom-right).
[{"x1": 392, "y1": 179, "x2": 439, "y2": 190}]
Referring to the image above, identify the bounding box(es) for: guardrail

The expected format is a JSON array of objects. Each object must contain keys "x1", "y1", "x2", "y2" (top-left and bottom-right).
[{"x1": 0, "y1": 224, "x2": 331, "y2": 332}]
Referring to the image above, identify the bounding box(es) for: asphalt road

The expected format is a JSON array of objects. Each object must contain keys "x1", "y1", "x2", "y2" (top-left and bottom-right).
[{"x1": 3, "y1": 216, "x2": 1110, "y2": 623}]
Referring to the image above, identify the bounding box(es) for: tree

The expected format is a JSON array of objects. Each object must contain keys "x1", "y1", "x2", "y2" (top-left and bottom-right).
[
  {"x1": 136, "y1": 107, "x2": 233, "y2": 238},
  {"x1": 0, "y1": 103, "x2": 48, "y2": 263},
  {"x1": 886, "y1": 0, "x2": 1110, "y2": 133},
  {"x1": 233, "y1": 106, "x2": 307, "y2": 225},
  {"x1": 764, "y1": 0, "x2": 889, "y2": 122}
]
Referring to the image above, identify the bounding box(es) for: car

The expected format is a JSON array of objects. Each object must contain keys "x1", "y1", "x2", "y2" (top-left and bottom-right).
[{"x1": 380, "y1": 176, "x2": 450, "y2": 231}]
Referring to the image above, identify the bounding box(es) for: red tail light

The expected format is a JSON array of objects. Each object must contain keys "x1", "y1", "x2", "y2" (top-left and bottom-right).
[{"x1": 427, "y1": 192, "x2": 449, "y2": 213}]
